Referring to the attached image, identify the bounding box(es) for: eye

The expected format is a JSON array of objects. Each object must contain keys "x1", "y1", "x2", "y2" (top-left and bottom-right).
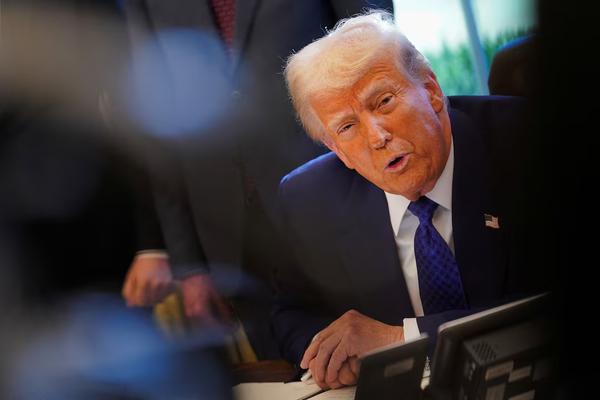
[
  {"x1": 338, "y1": 123, "x2": 354, "y2": 134},
  {"x1": 378, "y1": 95, "x2": 393, "y2": 109}
]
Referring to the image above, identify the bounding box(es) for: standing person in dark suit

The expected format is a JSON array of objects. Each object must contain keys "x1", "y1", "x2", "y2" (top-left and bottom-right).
[
  {"x1": 273, "y1": 11, "x2": 549, "y2": 389},
  {"x1": 119, "y1": 0, "x2": 394, "y2": 359}
]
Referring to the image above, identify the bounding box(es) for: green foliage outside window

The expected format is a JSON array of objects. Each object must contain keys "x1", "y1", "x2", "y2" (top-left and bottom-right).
[{"x1": 424, "y1": 28, "x2": 532, "y2": 95}]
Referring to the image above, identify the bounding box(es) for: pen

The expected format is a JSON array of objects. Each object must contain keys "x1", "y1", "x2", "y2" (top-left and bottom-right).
[
  {"x1": 300, "y1": 370, "x2": 312, "y2": 382},
  {"x1": 285, "y1": 334, "x2": 318, "y2": 383},
  {"x1": 283, "y1": 366, "x2": 312, "y2": 384}
]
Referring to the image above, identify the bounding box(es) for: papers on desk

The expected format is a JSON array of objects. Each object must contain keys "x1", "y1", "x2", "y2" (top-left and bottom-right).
[
  {"x1": 233, "y1": 381, "x2": 322, "y2": 400},
  {"x1": 311, "y1": 386, "x2": 356, "y2": 399},
  {"x1": 233, "y1": 382, "x2": 356, "y2": 400}
]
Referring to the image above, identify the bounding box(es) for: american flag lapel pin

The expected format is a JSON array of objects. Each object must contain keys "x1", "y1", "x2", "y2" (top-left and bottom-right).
[{"x1": 484, "y1": 213, "x2": 500, "y2": 229}]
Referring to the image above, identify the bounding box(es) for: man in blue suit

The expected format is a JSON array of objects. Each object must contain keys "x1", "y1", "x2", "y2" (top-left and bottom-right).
[{"x1": 273, "y1": 11, "x2": 547, "y2": 389}]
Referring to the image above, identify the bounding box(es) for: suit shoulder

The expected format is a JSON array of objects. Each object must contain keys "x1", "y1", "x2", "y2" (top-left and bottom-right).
[
  {"x1": 448, "y1": 95, "x2": 530, "y2": 124},
  {"x1": 281, "y1": 152, "x2": 346, "y2": 187},
  {"x1": 279, "y1": 152, "x2": 353, "y2": 204},
  {"x1": 448, "y1": 95, "x2": 532, "y2": 146},
  {"x1": 448, "y1": 96, "x2": 529, "y2": 115}
]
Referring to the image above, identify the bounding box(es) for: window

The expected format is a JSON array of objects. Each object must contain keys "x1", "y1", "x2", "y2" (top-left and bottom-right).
[{"x1": 393, "y1": 0, "x2": 537, "y2": 95}]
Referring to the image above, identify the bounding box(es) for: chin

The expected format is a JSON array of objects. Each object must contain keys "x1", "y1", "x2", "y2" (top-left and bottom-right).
[
  {"x1": 384, "y1": 177, "x2": 427, "y2": 199},
  {"x1": 381, "y1": 185, "x2": 418, "y2": 200}
]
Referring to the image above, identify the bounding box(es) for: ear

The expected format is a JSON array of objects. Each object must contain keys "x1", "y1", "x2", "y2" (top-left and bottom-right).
[
  {"x1": 323, "y1": 137, "x2": 355, "y2": 170},
  {"x1": 424, "y1": 71, "x2": 445, "y2": 113}
]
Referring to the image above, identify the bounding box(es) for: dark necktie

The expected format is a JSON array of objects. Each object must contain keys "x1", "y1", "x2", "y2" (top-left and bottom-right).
[
  {"x1": 408, "y1": 196, "x2": 468, "y2": 314},
  {"x1": 211, "y1": 0, "x2": 235, "y2": 49}
]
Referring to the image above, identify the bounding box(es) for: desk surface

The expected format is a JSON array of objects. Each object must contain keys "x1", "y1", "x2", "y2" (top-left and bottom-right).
[{"x1": 232, "y1": 360, "x2": 297, "y2": 384}]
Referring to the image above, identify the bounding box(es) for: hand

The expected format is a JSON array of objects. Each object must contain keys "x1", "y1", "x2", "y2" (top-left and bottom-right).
[
  {"x1": 308, "y1": 356, "x2": 360, "y2": 389},
  {"x1": 180, "y1": 274, "x2": 233, "y2": 325},
  {"x1": 122, "y1": 254, "x2": 176, "y2": 307},
  {"x1": 301, "y1": 309, "x2": 404, "y2": 389}
]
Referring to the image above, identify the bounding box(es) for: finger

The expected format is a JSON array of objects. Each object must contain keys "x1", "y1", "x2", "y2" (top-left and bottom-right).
[
  {"x1": 326, "y1": 341, "x2": 349, "y2": 383},
  {"x1": 301, "y1": 329, "x2": 331, "y2": 369},
  {"x1": 122, "y1": 274, "x2": 135, "y2": 305},
  {"x1": 300, "y1": 314, "x2": 350, "y2": 368},
  {"x1": 128, "y1": 278, "x2": 143, "y2": 306},
  {"x1": 338, "y1": 363, "x2": 357, "y2": 386},
  {"x1": 132, "y1": 276, "x2": 150, "y2": 306},
  {"x1": 349, "y1": 356, "x2": 360, "y2": 376},
  {"x1": 328, "y1": 378, "x2": 344, "y2": 390},
  {"x1": 301, "y1": 335, "x2": 321, "y2": 369},
  {"x1": 309, "y1": 359, "x2": 329, "y2": 389},
  {"x1": 122, "y1": 262, "x2": 139, "y2": 302},
  {"x1": 312, "y1": 334, "x2": 341, "y2": 385}
]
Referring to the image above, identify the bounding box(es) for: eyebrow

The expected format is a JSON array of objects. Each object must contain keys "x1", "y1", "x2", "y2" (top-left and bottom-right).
[
  {"x1": 327, "y1": 111, "x2": 355, "y2": 132},
  {"x1": 325, "y1": 78, "x2": 399, "y2": 132},
  {"x1": 357, "y1": 78, "x2": 398, "y2": 104}
]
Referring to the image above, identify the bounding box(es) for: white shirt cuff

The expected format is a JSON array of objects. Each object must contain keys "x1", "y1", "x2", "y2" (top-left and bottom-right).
[
  {"x1": 135, "y1": 250, "x2": 169, "y2": 260},
  {"x1": 402, "y1": 317, "x2": 421, "y2": 342}
]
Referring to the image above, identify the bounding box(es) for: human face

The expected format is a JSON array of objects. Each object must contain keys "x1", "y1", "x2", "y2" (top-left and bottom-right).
[{"x1": 311, "y1": 58, "x2": 451, "y2": 200}]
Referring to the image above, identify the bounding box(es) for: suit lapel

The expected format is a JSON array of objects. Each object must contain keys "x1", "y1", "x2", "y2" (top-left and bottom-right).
[
  {"x1": 231, "y1": 0, "x2": 260, "y2": 73},
  {"x1": 143, "y1": 0, "x2": 259, "y2": 76},
  {"x1": 335, "y1": 172, "x2": 414, "y2": 324},
  {"x1": 145, "y1": 0, "x2": 217, "y2": 33},
  {"x1": 450, "y1": 107, "x2": 507, "y2": 306}
]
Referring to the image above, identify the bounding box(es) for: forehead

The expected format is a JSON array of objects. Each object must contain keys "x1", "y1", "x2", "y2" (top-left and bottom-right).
[{"x1": 311, "y1": 61, "x2": 409, "y2": 116}]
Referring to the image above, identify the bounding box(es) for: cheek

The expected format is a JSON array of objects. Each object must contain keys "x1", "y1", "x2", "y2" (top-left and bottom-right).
[
  {"x1": 397, "y1": 99, "x2": 441, "y2": 138},
  {"x1": 412, "y1": 124, "x2": 444, "y2": 158},
  {"x1": 341, "y1": 139, "x2": 370, "y2": 163},
  {"x1": 354, "y1": 148, "x2": 380, "y2": 171}
]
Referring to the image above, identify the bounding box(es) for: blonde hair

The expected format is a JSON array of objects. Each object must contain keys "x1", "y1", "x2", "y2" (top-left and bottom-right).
[{"x1": 285, "y1": 10, "x2": 432, "y2": 142}]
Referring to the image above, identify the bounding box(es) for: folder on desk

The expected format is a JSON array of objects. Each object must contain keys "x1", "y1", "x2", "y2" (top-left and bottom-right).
[
  {"x1": 234, "y1": 334, "x2": 428, "y2": 400},
  {"x1": 232, "y1": 381, "x2": 355, "y2": 400},
  {"x1": 233, "y1": 381, "x2": 323, "y2": 400}
]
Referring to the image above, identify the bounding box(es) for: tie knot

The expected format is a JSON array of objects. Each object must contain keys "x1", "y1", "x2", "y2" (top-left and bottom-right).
[{"x1": 408, "y1": 196, "x2": 438, "y2": 223}]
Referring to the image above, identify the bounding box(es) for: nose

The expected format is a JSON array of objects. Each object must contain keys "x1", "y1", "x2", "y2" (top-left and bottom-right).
[{"x1": 364, "y1": 118, "x2": 391, "y2": 149}]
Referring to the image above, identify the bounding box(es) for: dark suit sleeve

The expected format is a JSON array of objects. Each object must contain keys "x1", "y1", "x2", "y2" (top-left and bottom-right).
[
  {"x1": 132, "y1": 165, "x2": 166, "y2": 251},
  {"x1": 146, "y1": 139, "x2": 209, "y2": 279},
  {"x1": 271, "y1": 290, "x2": 334, "y2": 365},
  {"x1": 271, "y1": 178, "x2": 336, "y2": 365}
]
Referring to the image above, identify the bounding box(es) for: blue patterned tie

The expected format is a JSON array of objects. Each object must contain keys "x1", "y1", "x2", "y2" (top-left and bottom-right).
[{"x1": 408, "y1": 196, "x2": 468, "y2": 314}]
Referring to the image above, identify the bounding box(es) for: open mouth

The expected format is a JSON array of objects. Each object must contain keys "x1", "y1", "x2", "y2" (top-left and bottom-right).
[
  {"x1": 385, "y1": 154, "x2": 409, "y2": 171},
  {"x1": 388, "y1": 156, "x2": 404, "y2": 167}
]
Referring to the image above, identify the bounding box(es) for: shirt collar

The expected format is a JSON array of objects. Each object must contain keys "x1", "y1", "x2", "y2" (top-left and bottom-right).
[{"x1": 384, "y1": 139, "x2": 454, "y2": 236}]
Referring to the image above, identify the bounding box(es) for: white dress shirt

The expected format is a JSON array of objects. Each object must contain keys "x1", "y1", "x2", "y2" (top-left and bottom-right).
[{"x1": 384, "y1": 140, "x2": 455, "y2": 341}]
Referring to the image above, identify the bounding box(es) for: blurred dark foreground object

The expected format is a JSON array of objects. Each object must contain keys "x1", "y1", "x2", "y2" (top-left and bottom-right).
[
  {"x1": 0, "y1": 1, "x2": 151, "y2": 306},
  {"x1": 0, "y1": 101, "x2": 145, "y2": 306},
  {"x1": 488, "y1": 35, "x2": 538, "y2": 97},
  {"x1": 2, "y1": 293, "x2": 233, "y2": 400}
]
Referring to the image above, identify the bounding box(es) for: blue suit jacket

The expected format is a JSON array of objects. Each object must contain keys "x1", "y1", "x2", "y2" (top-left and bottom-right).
[{"x1": 272, "y1": 96, "x2": 546, "y2": 363}]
